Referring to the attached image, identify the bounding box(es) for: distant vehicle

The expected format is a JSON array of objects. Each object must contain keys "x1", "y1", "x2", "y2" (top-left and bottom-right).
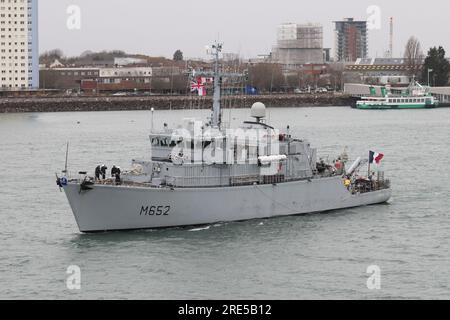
[
  {"x1": 64, "y1": 89, "x2": 80, "y2": 97},
  {"x1": 245, "y1": 85, "x2": 259, "y2": 95},
  {"x1": 112, "y1": 92, "x2": 128, "y2": 96},
  {"x1": 303, "y1": 86, "x2": 312, "y2": 94},
  {"x1": 315, "y1": 87, "x2": 328, "y2": 93}
]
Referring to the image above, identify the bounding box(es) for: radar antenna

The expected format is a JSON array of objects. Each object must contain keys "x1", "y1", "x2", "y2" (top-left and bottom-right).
[{"x1": 192, "y1": 42, "x2": 243, "y2": 129}]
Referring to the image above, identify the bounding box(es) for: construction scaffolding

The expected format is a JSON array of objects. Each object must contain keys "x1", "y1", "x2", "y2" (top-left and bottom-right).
[{"x1": 273, "y1": 23, "x2": 324, "y2": 66}]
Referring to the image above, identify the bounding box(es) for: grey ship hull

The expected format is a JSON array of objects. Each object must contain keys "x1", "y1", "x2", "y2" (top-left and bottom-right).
[{"x1": 64, "y1": 176, "x2": 391, "y2": 232}]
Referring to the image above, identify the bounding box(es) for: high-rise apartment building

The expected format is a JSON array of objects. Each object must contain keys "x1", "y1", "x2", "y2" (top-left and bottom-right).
[
  {"x1": 334, "y1": 18, "x2": 368, "y2": 62},
  {"x1": 0, "y1": 0, "x2": 39, "y2": 90}
]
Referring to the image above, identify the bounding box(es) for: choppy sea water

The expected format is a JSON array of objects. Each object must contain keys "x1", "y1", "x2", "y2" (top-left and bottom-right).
[{"x1": 0, "y1": 106, "x2": 449, "y2": 300}]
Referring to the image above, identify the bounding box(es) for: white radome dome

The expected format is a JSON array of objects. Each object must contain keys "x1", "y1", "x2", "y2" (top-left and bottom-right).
[{"x1": 251, "y1": 102, "x2": 266, "y2": 119}]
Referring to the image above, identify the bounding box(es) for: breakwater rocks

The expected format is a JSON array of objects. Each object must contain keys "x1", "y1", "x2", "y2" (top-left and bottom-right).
[{"x1": 0, "y1": 94, "x2": 355, "y2": 113}]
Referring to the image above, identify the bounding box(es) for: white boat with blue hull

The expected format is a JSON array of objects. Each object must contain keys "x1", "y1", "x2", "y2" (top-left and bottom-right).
[{"x1": 57, "y1": 43, "x2": 392, "y2": 233}]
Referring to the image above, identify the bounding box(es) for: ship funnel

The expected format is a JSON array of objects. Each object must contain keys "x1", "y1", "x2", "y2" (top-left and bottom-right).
[{"x1": 251, "y1": 102, "x2": 266, "y2": 122}]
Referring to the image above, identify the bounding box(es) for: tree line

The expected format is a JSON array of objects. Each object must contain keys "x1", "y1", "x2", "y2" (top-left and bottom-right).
[{"x1": 404, "y1": 37, "x2": 450, "y2": 86}]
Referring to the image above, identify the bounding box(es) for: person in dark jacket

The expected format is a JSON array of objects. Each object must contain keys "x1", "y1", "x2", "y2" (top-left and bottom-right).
[
  {"x1": 100, "y1": 164, "x2": 108, "y2": 180},
  {"x1": 111, "y1": 165, "x2": 118, "y2": 178},
  {"x1": 95, "y1": 165, "x2": 101, "y2": 181},
  {"x1": 115, "y1": 167, "x2": 122, "y2": 185}
]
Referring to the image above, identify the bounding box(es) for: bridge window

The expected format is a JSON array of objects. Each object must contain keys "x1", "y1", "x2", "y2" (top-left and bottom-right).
[
  {"x1": 151, "y1": 138, "x2": 159, "y2": 146},
  {"x1": 160, "y1": 138, "x2": 169, "y2": 147}
]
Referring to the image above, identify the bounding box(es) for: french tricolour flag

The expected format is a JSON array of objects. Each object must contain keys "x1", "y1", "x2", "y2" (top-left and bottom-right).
[{"x1": 369, "y1": 151, "x2": 384, "y2": 165}]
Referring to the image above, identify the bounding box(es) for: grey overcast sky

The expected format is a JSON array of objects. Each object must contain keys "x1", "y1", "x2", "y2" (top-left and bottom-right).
[{"x1": 39, "y1": 0, "x2": 448, "y2": 59}]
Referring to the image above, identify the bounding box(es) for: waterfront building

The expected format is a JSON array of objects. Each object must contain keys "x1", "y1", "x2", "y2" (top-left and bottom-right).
[
  {"x1": 344, "y1": 58, "x2": 412, "y2": 86},
  {"x1": 272, "y1": 23, "x2": 325, "y2": 69},
  {"x1": 0, "y1": 0, "x2": 39, "y2": 90},
  {"x1": 39, "y1": 66, "x2": 185, "y2": 94},
  {"x1": 429, "y1": 87, "x2": 450, "y2": 104},
  {"x1": 39, "y1": 67, "x2": 101, "y2": 91},
  {"x1": 114, "y1": 57, "x2": 148, "y2": 66},
  {"x1": 334, "y1": 18, "x2": 368, "y2": 62}
]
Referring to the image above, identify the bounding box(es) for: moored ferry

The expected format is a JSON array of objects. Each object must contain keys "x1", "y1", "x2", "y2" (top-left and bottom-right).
[{"x1": 356, "y1": 80, "x2": 439, "y2": 109}]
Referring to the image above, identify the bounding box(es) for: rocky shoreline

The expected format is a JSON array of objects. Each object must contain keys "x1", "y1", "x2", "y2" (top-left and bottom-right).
[{"x1": 0, "y1": 94, "x2": 355, "y2": 113}]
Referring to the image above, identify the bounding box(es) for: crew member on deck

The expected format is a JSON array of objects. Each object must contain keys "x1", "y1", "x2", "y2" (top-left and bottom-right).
[
  {"x1": 111, "y1": 165, "x2": 118, "y2": 178},
  {"x1": 115, "y1": 167, "x2": 122, "y2": 185},
  {"x1": 95, "y1": 165, "x2": 101, "y2": 181},
  {"x1": 100, "y1": 164, "x2": 108, "y2": 180}
]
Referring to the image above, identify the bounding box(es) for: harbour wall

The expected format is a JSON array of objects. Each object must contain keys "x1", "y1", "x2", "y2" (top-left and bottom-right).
[{"x1": 0, "y1": 94, "x2": 355, "y2": 113}]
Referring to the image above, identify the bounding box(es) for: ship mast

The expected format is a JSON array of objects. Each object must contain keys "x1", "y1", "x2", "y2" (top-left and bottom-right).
[
  {"x1": 192, "y1": 42, "x2": 242, "y2": 129},
  {"x1": 211, "y1": 42, "x2": 222, "y2": 128}
]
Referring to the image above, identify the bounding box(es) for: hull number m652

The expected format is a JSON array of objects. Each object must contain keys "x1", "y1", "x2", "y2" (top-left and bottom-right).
[{"x1": 140, "y1": 206, "x2": 170, "y2": 216}]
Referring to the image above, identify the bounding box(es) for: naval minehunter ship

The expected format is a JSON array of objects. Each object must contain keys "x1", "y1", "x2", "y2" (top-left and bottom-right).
[{"x1": 57, "y1": 43, "x2": 392, "y2": 233}]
